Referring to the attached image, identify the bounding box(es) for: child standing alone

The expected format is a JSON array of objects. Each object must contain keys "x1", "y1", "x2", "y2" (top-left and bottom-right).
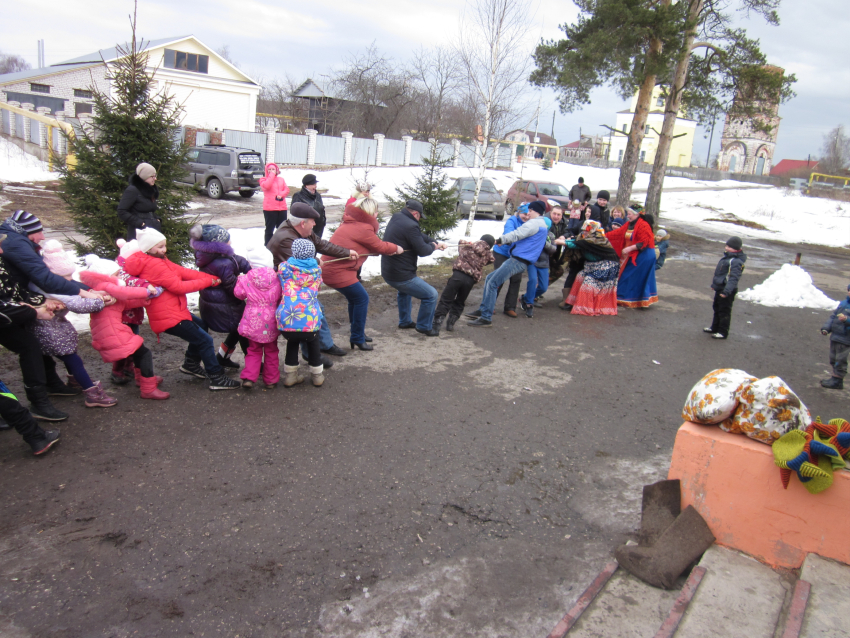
[
  {"x1": 234, "y1": 259, "x2": 282, "y2": 389},
  {"x1": 820, "y1": 283, "x2": 850, "y2": 390},
  {"x1": 704, "y1": 236, "x2": 746, "y2": 340},
  {"x1": 433, "y1": 234, "x2": 495, "y2": 332}
]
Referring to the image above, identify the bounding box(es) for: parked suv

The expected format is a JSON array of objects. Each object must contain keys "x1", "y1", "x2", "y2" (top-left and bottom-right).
[
  {"x1": 505, "y1": 179, "x2": 572, "y2": 214},
  {"x1": 180, "y1": 144, "x2": 265, "y2": 199}
]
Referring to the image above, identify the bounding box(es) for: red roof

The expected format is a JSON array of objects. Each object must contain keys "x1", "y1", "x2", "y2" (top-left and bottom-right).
[{"x1": 770, "y1": 159, "x2": 818, "y2": 176}]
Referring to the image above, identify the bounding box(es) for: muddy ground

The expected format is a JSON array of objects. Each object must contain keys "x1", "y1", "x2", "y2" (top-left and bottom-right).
[{"x1": 0, "y1": 220, "x2": 849, "y2": 637}]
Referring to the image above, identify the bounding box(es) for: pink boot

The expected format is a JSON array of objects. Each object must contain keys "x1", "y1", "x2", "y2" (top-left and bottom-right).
[
  {"x1": 134, "y1": 368, "x2": 163, "y2": 387},
  {"x1": 140, "y1": 376, "x2": 169, "y2": 400},
  {"x1": 83, "y1": 381, "x2": 118, "y2": 408}
]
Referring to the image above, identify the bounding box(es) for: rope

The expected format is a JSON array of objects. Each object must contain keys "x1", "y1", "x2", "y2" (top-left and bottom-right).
[{"x1": 320, "y1": 244, "x2": 465, "y2": 264}]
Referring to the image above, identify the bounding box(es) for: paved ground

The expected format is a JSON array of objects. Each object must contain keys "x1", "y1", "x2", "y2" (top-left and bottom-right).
[{"x1": 0, "y1": 200, "x2": 848, "y2": 636}]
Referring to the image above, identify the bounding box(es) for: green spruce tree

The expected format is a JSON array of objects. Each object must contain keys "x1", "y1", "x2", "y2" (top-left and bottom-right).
[
  {"x1": 58, "y1": 12, "x2": 192, "y2": 261},
  {"x1": 386, "y1": 141, "x2": 459, "y2": 238}
]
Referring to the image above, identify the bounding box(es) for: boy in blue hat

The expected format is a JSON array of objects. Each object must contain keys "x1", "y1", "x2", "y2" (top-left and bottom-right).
[{"x1": 820, "y1": 283, "x2": 850, "y2": 390}]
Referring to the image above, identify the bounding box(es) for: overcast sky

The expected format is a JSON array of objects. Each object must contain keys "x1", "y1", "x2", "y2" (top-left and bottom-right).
[{"x1": 4, "y1": 0, "x2": 847, "y2": 164}]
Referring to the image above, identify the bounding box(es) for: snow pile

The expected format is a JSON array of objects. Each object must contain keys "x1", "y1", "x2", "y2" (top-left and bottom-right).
[
  {"x1": 739, "y1": 264, "x2": 838, "y2": 309},
  {"x1": 0, "y1": 135, "x2": 60, "y2": 182}
]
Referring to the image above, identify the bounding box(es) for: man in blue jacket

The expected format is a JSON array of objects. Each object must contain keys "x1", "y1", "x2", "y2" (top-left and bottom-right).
[
  {"x1": 381, "y1": 200, "x2": 447, "y2": 336},
  {"x1": 468, "y1": 200, "x2": 549, "y2": 327},
  {"x1": 491, "y1": 203, "x2": 530, "y2": 318}
]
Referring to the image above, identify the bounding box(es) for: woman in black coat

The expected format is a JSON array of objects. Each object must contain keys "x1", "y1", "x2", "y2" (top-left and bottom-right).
[{"x1": 117, "y1": 163, "x2": 162, "y2": 240}]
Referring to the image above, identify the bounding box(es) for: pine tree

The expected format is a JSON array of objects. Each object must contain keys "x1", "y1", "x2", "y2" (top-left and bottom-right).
[
  {"x1": 386, "y1": 141, "x2": 459, "y2": 238},
  {"x1": 58, "y1": 10, "x2": 192, "y2": 261}
]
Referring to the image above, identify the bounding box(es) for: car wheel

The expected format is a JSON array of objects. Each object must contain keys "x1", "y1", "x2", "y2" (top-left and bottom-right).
[
  {"x1": 505, "y1": 199, "x2": 515, "y2": 215},
  {"x1": 207, "y1": 178, "x2": 223, "y2": 199},
  {"x1": 496, "y1": 212, "x2": 505, "y2": 221},
  {"x1": 239, "y1": 190, "x2": 255, "y2": 198}
]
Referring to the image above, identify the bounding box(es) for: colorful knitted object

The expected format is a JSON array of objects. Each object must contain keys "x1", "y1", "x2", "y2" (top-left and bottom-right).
[
  {"x1": 773, "y1": 430, "x2": 830, "y2": 491},
  {"x1": 812, "y1": 417, "x2": 850, "y2": 458}
]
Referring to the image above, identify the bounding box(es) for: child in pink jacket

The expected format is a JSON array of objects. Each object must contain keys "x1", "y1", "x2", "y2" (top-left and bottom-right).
[
  {"x1": 79, "y1": 256, "x2": 169, "y2": 400},
  {"x1": 234, "y1": 263, "x2": 282, "y2": 389},
  {"x1": 259, "y1": 162, "x2": 290, "y2": 245},
  {"x1": 112, "y1": 237, "x2": 155, "y2": 384}
]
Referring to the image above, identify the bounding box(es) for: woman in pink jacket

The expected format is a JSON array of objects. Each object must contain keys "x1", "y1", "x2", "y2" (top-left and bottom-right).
[
  {"x1": 260, "y1": 163, "x2": 290, "y2": 245},
  {"x1": 234, "y1": 265, "x2": 282, "y2": 389}
]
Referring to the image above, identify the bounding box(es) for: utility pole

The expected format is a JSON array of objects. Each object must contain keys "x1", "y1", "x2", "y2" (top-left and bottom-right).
[
  {"x1": 532, "y1": 94, "x2": 542, "y2": 156},
  {"x1": 705, "y1": 110, "x2": 717, "y2": 168},
  {"x1": 37, "y1": 40, "x2": 44, "y2": 67},
  {"x1": 550, "y1": 110, "x2": 555, "y2": 139}
]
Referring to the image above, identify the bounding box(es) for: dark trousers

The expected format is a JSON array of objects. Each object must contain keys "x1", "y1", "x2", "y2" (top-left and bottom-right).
[
  {"x1": 58, "y1": 353, "x2": 93, "y2": 389},
  {"x1": 163, "y1": 314, "x2": 222, "y2": 376},
  {"x1": 563, "y1": 259, "x2": 585, "y2": 291},
  {"x1": 283, "y1": 332, "x2": 322, "y2": 367},
  {"x1": 264, "y1": 210, "x2": 288, "y2": 246},
  {"x1": 710, "y1": 289, "x2": 737, "y2": 337},
  {"x1": 493, "y1": 252, "x2": 522, "y2": 311},
  {"x1": 829, "y1": 341, "x2": 850, "y2": 378},
  {"x1": 0, "y1": 326, "x2": 46, "y2": 388},
  {"x1": 222, "y1": 331, "x2": 249, "y2": 354},
  {"x1": 0, "y1": 382, "x2": 45, "y2": 447},
  {"x1": 132, "y1": 345, "x2": 155, "y2": 378},
  {"x1": 435, "y1": 271, "x2": 475, "y2": 320}
]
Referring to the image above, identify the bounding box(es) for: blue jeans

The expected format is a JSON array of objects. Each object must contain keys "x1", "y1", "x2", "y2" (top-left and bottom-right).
[
  {"x1": 336, "y1": 282, "x2": 369, "y2": 344},
  {"x1": 301, "y1": 301, "x2": 334, "y2": 357},
  {"x1": 523, "y1": 265, "x2": 549, "y2": 304},
  {"x1": 385, "y1": 276, "x2": 438, "y2": 331},
  {"x1": 478, "y1": 258, "x2": 528, "y2": 320},
  {"x1": 164, "y1": 314, "x2": 222, "y2": 376}
]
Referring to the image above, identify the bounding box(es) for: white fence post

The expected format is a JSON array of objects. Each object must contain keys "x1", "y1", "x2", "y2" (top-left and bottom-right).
[
  {"x1": 510, "y1": 142, "x2": 518, "y2": 164},
  {"x1": 8, "y1": 101, "x2": 20, "y2": 137},
  {"x1": 36, "y1": 107, "x2": 51, "y2": 149},
  {"x1": 264, "y1": 124, "x2": 277, "y2": 164},
  {"x1": 341, "y1": 131, "x2": 353, "y2": 166},
  {"x1": 402, "y1": 135, "x2": 413, "y2": 166},
  {"x1": 305, "y1": 129, "x2": 318, "y2": 166},
  {"x1": 452, "y1": 139, "x2": 460, "y2": 167},
  {"x1": 473, "y1": 140, "x2": 481, "y2": 168},
  {"x1": 491, "y1": 142, "x2": 499, "y2": 168},
  {"x1": 21, "y1": 103, "x2": 34, "y2": 142},
  {"x1": 373, "y1": 133, "x2": 385, "y2": 166},
  {"x1": 54, "y1": 111, "x2": 67, "y2": 156}
]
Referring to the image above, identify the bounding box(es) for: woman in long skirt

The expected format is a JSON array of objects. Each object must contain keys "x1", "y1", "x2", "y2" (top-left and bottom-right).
[
  {"x1": 555, "y1": 220, "x2": 619, "y2": 316},
  {"x1": 606, "y1": 208, "x2": 658, "y2": 308}
]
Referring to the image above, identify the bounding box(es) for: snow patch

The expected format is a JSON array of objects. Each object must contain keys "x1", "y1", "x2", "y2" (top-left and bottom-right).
[
  {"x1": 739, "y1": 264, "x2": 838, "y2": 309},
  {"x1": 0, "y1": 136, "x2": 60, "y2": 182}
]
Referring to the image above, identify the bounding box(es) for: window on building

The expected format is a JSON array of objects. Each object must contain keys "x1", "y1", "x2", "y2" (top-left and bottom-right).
[
  {"x1": 164, "y1": 49, "x2": 209, "y2": 74},
  {"x1": 656, "y1": 96, "x2": 664, "y2": 107},
  {"x1": 74, "y1": 102, "x2": 93, "y2": 117},
  {"x1": 622, "y1": 124, "x2": 627, "y2": 133},
  {"x1": 618, "y1": 150, "x2": 624, "y2": 161},
  {"x1": 645, "y1": 125, "x2": 651, "y2": 135},
  {"x1": 640, "y1": 150, "x2": 646, "y2": 161},
  {"x1": 30, "y1": 83, "x2": 50, "y2": 94},
  {"x1": 74, "y1": 89, "x2": 93, "y2": 99}
]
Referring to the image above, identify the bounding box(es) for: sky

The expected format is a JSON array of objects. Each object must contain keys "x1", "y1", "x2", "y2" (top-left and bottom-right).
[{"x1": 3, "y1": 0, "x2": 847, "y2": 165}]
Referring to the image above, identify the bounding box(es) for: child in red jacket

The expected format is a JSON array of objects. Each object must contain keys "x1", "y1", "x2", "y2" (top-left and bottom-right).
[{"x1": 123, "y1": 228, "x2": 240, "y2": 391}]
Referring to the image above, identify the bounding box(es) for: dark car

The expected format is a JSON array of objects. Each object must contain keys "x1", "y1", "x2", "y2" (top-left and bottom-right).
[
  {"x1": 179, "y1": 144, "x2": 265, "y2": 199},
  {"x1": 505, "y1": 179, "x2": 572, "y2": 214},
  {"x1": 451, "y1": 177, "x2": 506, "y2": 221}
]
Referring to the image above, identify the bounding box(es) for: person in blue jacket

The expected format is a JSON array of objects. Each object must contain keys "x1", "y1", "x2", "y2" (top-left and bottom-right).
[
  {"x1": 491, "y1": 202, "x2": 530, "y2": 317},
  {"x1": 820, "y1": 283, "x2": 850, "y2": 390}
]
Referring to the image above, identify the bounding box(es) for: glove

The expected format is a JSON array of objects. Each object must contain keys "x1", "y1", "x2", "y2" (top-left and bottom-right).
[
  {"x1": 495, "y1": 237, "x2": 502, "y2": 246},
  {"x1": 822, "y1": 330, "x2": 829, "y2": 335}
]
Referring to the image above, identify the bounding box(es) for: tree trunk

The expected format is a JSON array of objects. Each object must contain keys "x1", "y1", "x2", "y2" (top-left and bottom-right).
[
  {"x1": 616, "y1": 70, "x2": 658, "y2": 206},
  {"x1": 644, "y1": 0, "x2": 705, "y2": 219}
]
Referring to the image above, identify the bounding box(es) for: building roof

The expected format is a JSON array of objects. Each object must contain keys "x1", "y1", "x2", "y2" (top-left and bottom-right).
[
  {"x1": 293, "y1": 78, "x2": 331, "y2": 99},
  {"x1": 506, "y1": 130, "x2": 557, "y2": 146},
  {"x1": 769, "y1": 159, "x2": 819, "y2": 176}
]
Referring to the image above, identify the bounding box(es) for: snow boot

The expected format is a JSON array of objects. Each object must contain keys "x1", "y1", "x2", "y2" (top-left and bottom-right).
[
  {"x1": 282, "y1": 364, "x2": 304, "y2": 388},
  {"x1": 638, "y1": 479, "x2": 682, "y2": 547},
  {"x1": 558, "y1": 288, "x2": 571, "y2": 310},
  {"x1": 310, "y1": 365, "x2": 325, "y2": 387},
  {"x1": 83, "y1": 381, "x2": 117, "y2": 408},
  {"x1": 179, "y1": 357, "x2": 207, "y2": 379},
  {"x1": 217, "y1": 344, "x2": 240, "y2": 370},
  {"x1": 111, "y1": 359, "x2": 130, "y2": 385},
  {"x1": 432, "y1": 314, "x2": 445, "y2": 333},
  {"x1": 445, "y1": 314, "x2": 459, "y2": 332},
  {"x1": 25, "y1": 386, "x2": 69, "y2": 422},
  {"x1": 133, "y1": 368, "x2": 163, "y2": 388},
  {"x1": 615, "y1": 505, "x2": 715, "y2": 589},
  {"x1": 139, "y1": 376, "x2": 170, "y2": 400},
  {"x1": 208, "y1": 371, "x2": 240, "y2": 390},
  {"x1": 821, "y1": 376, "x2": 844, "y2": 390}
]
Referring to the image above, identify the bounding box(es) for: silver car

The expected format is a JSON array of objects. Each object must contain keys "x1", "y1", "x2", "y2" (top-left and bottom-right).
[
  {"x1": 180, "y1": 145, "x2": 265, "y2": 199},
  {"x1": 452, "y1": 177, "x2": 506, "y2": 221}
]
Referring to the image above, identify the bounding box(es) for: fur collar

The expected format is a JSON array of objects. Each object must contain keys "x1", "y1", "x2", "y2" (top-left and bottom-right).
[
  {"x1": 190, "y1": 239, "x2": 234, "y2": 256},
  {"x1": 342, "y1": 202, "x2": 379, "y2": 231},
  {"x1": 130, "y1": 174, "x2": 159, "y2": 199}
]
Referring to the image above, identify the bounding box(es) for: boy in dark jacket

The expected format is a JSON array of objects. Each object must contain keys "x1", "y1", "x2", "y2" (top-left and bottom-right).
[
  {"x1": 433, "y1": 235, "x2": 495, "y2": 332},
  {"x1": 820, "y1": 283, "x2": 850, "y2": 390},
  {"x1": 704, "y1": 237, "x2": 746, "y2": 340}
]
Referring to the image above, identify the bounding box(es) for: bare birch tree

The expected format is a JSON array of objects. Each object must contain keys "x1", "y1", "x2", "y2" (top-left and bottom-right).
[{"x1": 457, "y1": 0, "x2": 533, "y2": 236}]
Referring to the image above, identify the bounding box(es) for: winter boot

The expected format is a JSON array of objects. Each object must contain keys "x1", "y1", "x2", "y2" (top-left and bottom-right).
[
  {"x1": 310, "y1": 365, "x2": 325, "y2": 387},
  {"x1": 25, "y1": 386, "x2": 69, "y2": 422},
  {"x1": 432, "y1": 314, "x2": 445, "y2": 333},
  {"x1": 614, "y1": 505, "x2": 715, "y2": 589},
  {"x1": 83, "y1": 381, "x2": 118, "y2": 408},
  {"x1": 821, "y1": 376, "x2": 844, "y2": 390},
  {"x1": 47, "y1": 379, "x2": 81, "y2": 396},
  {"x1": 445, "y1": 314, "x2": 459, "y2": 332},
  {"x1": 31, "y1": 429, "x2": 61, "y2": 456},
  {"x1": 207, "y1": 371, "x2": 240, "y2": 390},
  {"x1": 139, "y1": 376, "x2": 170, "y2": 400},
  {"x1": 179, "y1": 357, "x2": 207, "y2": 379},
  {"x1": 111, "y1": 359, "x2": 130, "y2": 385},
  {"x1": 217, "y1": 344, "x2": 240, "y2": 370},
  {"x1": 133, "y1": 368, "x2": 163, "y2": 388},
  {"x1": 638, "y1": 480, "x2": 682, "y2": 547},
  {"x1": 558, "y1": 287, "x2": 572, "y2": 311},
  {"x1": 282, "y1": 364, "x2": 304, "y2": 388}
]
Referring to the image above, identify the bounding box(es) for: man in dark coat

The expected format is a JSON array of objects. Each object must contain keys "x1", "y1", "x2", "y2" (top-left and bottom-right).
[
  {"x1": 381, "y1": 200, "x2": 447, "y2": 336},
  {"x1": 289, "y1": 173, "x2": 328, "y2": 238},
  {"x1": 588, "y1": 190, "x2": 611, "y2": 230},
  {"x1": 117, "y1": 163, "x2": 162, "y2": 240},
  {"x1": 569, "y1": 177, "x2": 591, "y2": 204}
]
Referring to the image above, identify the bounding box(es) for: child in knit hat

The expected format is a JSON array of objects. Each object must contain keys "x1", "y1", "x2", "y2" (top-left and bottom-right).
[
  {"x1": 234, "y1": 261, "x2": 282, "y2": 389},
  {"x1": 819, "y1": 283, "x2": 850, "y2": 390},
  {"x1": 654, "y1": 229, "x2": 669, "y2": 270},
  {"x1": 122, "y1": 228, "x2": 240, "y2": 390},
  {"x1": 433, "y1": 234, "x2": 495, "y2": 333},
  {"x1": 29, "y1": 240, "x2": 118, "y2": 407},
  {"x1": 276, "y1": 238, "x2": 325, "y2": 387},
  {"x1": 609, "y1": 206, "x2": 626, "y2": 230},
  {"x1": 704, "y1": 237, "x2": 747, "y2": 340}
]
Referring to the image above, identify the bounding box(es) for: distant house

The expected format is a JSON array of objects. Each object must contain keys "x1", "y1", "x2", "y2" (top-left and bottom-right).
[
  {"x1": 505, "y1": 130, "x2": 557, "y2": 158},
  {"x1": 769, "y1": 159, "x2": 818, "y2": 177},
  {"x1": 0, "y1": 35, "x2": 259, "y2": 131},
  {"x1": 560, "y1": 135, "x2": 607, "y2": 159}
]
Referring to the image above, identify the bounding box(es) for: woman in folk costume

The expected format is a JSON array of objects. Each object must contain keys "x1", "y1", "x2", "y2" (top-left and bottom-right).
[
  {"x1": 554, "y1": 220, "x2": 619, "y2": 316},
  {"x1": 606, "y1": 207, "x2": 658, "y2": 308}
]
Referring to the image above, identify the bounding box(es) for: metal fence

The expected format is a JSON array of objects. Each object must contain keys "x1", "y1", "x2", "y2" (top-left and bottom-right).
[
  {"x1": 382, "y1": 139, "x2": 406, "y2": 166},
  {"x1": 350, "y1": 137, "x2": 377, "y2": 165},
  {"x1": 456, "y1": 144, "x2": 478, "y2": 168},
  {"x1": 314, "y1": 135, "x2": 345, "y2": 165},
  {"x1": 224, "y1": 129, "x2": 267, "y2": 162},
  {"x1": 409, "y1": 140, "x2": 432, "y2": 165},
  {"x1": 195, "y1": 131, "x2": 210, "y2": 146},
  {"x1": 275, "y1": 132, "x2": 308, "y2": 164}
]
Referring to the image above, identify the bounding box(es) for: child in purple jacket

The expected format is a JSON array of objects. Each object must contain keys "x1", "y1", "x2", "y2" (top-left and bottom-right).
[{"x1": 234, "y1": 258, "x2": 282, "y2": 389}]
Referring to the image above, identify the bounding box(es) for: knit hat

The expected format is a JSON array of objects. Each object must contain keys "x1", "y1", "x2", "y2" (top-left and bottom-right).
[
  {"x1": 246, "y1": 247, "x2": 273, "y2": 270},
  {"x1": 190, "y1": 223, "x2": 230, "y2": 244},
  {"x1": 597, "y1": 190, "x2": 610, "y2": 201},
  {"x1": 528, "y1": 200, "x2": 546, "y2": 214},
  {"x1": 405, "y1": 200, "x2": 425, "y2": 215},
  {"x1": 136, "y1": 162, "x2": 156, "y2": 181},
  {"x1": 480, "y1": 234, "x2": 495, "y2": 248},
  {"x1": 572, "y1": 199, "x2": 581, "y2": 207},
  {"x1": 11, "y1": 210, "x2": 43, "y2": 235},
  {"x1": 83, "y1": 254, "x2": 120, "y2": 276},
  {"x1": 518, "y1": 203, "x2": 530, "y2": 215},
  {"x1": 137, "y1": 227, "x2": 167, "y2": 254},
  {"x1": 543, "y1": 217, "x2": 553, "y2": 230},
  {"x1": 41, "y1": 239, "x2": 76, "y2": 277},
  {"x1": 656, "y1": 229, "x2": 669, "y2": 239},
  {"x1": 116, "y1": 238, "x2": 141, "y2": 260},
  {"x1": 302, "y1": 173, "x2": 318, "y2": 186},
  {"x1": 578, "y1": 177, "x2": 584, "y2": 184},
  {"x1": 291, "y1": 238, "x2": 315, "y2": 260},
  {"x1": 289, "y1": 202, "x2": 320, "y2": 222},
  {"x1": 726, "y1": 236, "x2": 743, "y2": 251}
]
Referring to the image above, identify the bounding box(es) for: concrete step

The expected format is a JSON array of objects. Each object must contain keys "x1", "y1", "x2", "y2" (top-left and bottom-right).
[
  {"x1": 800, "y1": 554, "x2": 850, "y2": 638},
  {"x1": 674, "y1": 545, "x2": 790, "y2": 638}
]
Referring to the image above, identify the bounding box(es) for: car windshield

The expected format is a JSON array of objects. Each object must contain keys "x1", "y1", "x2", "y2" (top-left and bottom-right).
[
  {"x1": 537, "y1": 183, "x2": 570, "y2": 197},
  {"x1": 238, "y1": 154, "x2": 263, "y2": 169},
  {"x1": 459, "y1": 179, "x2": 498, "y2": 194}
]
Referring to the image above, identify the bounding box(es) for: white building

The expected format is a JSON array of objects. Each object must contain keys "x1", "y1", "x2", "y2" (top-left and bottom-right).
[{"x1": 0, "y1": 35, "x2": 259, "y2": 131}]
